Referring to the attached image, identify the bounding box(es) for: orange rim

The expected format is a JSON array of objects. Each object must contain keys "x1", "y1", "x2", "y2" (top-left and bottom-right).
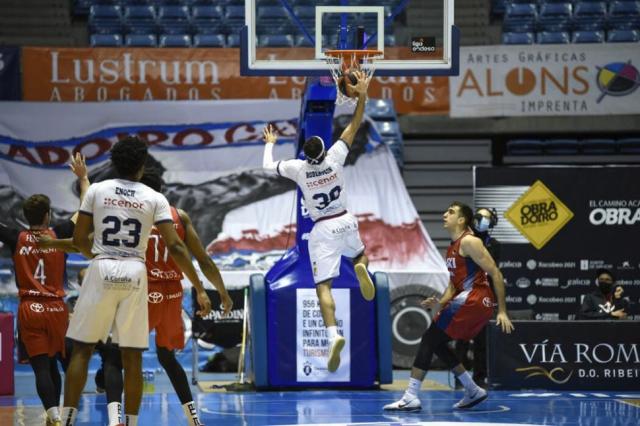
[{"x1": 324, "y1": 49, "x2": 384, "y2": 59}]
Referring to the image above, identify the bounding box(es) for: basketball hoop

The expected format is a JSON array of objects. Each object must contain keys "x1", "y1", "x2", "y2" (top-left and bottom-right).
[{"x1": 324, "y1": 49, "x2": 383, "y2": 105}]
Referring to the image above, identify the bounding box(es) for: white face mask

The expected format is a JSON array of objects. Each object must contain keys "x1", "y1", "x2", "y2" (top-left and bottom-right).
[{"x1": 475, "y1": 216, "x2": 492, "y2": 233}]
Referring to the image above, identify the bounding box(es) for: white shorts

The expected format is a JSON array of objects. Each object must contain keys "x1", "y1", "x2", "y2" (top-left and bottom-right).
[
  {"x1": 67, "y1": 257, "x2": 149, "y2": 349},
  {"x1": 309, "y1": 212, "x2": 365, "y2": 284}
]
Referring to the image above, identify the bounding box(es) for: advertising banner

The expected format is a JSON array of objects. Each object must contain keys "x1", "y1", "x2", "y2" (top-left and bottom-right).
[
  {"x1": 451, "y1": 44, "x2": 640, "y2": 117},
  {"x1": 191, "y1": 288, "x2": 245, "y2": 349},
  {"x1": 296, "y1": 288, "x2": 350, "y2": 382},
  {"x1": 21, "y1": 47, "x2": 449, "y2": 114},
  {"x1": 0, "y1": 101, "x2": 447, "y2": 292},
  {"x1": 475, "y1": 166, "x2": 640, "y2": 320},
  {"x1": 0, "y1": 47, "x2": 20, "y2": 100},
  {"x1": 488, "y1": 321, "x2": 640, "y2": 390}
]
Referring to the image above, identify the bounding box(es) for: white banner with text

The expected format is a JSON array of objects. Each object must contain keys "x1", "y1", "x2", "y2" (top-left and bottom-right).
[{"x1": 450, "y1": 43, "x2": 640, "y2": 117}]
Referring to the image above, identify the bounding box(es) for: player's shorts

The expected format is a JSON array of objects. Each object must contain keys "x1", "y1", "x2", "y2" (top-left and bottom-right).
[
  {"x1": 148, "y1": 281, "x2": 185, "y2": 351},
  {"x1": 67, "y1": 257, "x2": 149, "y2": 349},
  {"x1": 434, "y1": 285, "x2": 495, "y2": 341},
  {"x1": 309, "y1": 212, "x2": 365, "y2": 284},
  {"x1": 18, "y1": 297, "x2": 68, "y2": 358}
]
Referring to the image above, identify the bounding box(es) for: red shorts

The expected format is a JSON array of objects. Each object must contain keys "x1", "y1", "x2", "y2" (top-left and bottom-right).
[
  {"x1": 148, "y1": 281, "x2": 185, "y2": 350},
  {"x1": 18, "y1": 297, "x2": 68, "y2": 358},
  {"x1": 434, "y1": 286, "x2": 495, "y2": 341}
]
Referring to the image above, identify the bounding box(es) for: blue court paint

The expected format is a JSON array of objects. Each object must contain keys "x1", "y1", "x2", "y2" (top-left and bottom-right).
[{"x1": 1, "y1": 390, "x2": 638, "y2": 425}]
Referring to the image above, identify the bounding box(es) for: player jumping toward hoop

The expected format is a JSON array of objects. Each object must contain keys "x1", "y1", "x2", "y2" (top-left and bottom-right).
[{"x1": 262, "y1": 70, "x2": 373, "y2": 373}]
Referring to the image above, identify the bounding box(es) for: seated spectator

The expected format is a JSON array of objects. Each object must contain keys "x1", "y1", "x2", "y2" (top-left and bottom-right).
[
  {"x1": 578, "y1": 268, "x2": 627, "y2": 320},
  {"x1": 613, "y1": 285, "x2": 631, "y2": 317}
]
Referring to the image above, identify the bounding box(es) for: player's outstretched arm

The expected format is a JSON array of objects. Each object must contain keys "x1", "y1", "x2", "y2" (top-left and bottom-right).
[
  {"x1": 157, "y1": 222, "x2": 212, "y2": 317},
  {"x1": 69, "y1": 153, "x2": 90, "y2": 224},
  {"x1": 36, "y1": 235, "x2": 78, "y2": 253},
  {"x1": 461, "y1": 235, "x2": 514, "y2": 334},
  {"x1": 339, "y1": 70, "x2": 371, "y2": 147},
  {"x1": 262, "y1": 124, "x2": 279, "y2": 173},
  {"x1": 178, "y1": 209, "x2": 233, "y2": 317}
]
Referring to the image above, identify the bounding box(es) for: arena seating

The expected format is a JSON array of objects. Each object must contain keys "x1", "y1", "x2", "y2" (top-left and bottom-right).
[
  {"x1": 496, "y1": 0, "x2": 640, "y2": 44},
  {"x1": 506, "y1": 137, "x2": 640, "y2": 155},
  {"x1": 82, "y1": 0, "x2": 399, "y2": 48}
]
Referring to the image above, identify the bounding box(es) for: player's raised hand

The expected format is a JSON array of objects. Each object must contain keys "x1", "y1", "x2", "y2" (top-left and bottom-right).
[
  {"x1": 262, "y1": 124, "x2": 277, "y2": 144},
  {"x1": 420, "y1": 296, "x2": 439, "y2": 308},
  {"x1": 349, "y1": 70, "x2": 371, "y2": 97},
  {"x1": 69, "y1": 152, "x2": 88, "y2": 180},
  {"x1": 496, "y1": 311, "x2": 515, "y2": 334},
  {"x1": 196, "y1": 289, "x2": 212, "y2": 317}
]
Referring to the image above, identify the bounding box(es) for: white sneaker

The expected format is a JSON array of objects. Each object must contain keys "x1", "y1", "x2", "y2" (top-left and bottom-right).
[
  {"x1": 453, "y1": 386, "x2": 488, "y2": 409},
  {"x1": 383, "y1": 394, "x2": 422, "y2": 412},
  {"x1": 355, "y1": 264, "x2": 375, "y2": 301},
  {"x1": 327, "y1": 335, "x2": 345, "y2": 373}
]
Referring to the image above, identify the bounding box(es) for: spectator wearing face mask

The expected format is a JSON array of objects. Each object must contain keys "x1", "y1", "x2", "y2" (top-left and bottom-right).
[{"x1": 578, "y1": 269, "x2": 627, "y2": 320}]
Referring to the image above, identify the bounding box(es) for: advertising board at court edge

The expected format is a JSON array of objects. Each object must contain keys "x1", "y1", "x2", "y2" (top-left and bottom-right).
[
  {"x1": 488, "y1": 322, "x2": 640, "y2": 390},
  {"x1": 20, "y1": 47, "x2": 449, "y2": 114},
  {"x1": 516, "y1": 339, "x2": 640, "y2": 384}
]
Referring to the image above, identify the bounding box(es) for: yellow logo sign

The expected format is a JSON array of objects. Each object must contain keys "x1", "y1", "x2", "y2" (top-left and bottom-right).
[
  {"x1": 505, "y1": 180, "x2": 573, "y2": 249},
  {"x1": 516, "y1": 366, "x2": 574, "y2": 384}
]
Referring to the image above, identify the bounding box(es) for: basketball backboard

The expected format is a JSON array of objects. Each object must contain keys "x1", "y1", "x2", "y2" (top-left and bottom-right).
[{"x1": 241, "y1": 0, "x2": 459, "y2": 76}]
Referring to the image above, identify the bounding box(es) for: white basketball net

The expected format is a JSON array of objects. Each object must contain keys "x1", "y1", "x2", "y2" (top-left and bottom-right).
[{"x1": 324, "y1": 50, "x2": 383, "y2": 106}]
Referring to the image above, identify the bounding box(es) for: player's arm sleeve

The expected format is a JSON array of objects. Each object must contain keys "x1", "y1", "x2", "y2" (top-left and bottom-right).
[
  {"x1": 153, "y1": 194, "x2": 173, "y2": 225},
  {"x1": 263, "y1": 143, "x2": 300, "y2": 180},
  {"x1": 327, "y1": 139, "x2": 350, "y2": 165},
  {"x1": 53, "y1": 220, "x2": 76, "y2": 239},
  {"x1": 0, "y1": 223, "x2": 19, "y2": 254},
  {"x1": 262, "y1": 142, "x2": 278, "y2": 173},
  {"x1": 78, "y1": 184, "x2": 96, "y2": 217}
]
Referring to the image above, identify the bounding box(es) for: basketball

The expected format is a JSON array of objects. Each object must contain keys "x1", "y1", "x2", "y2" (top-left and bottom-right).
[{"x1": 337, "y1": 68, "x2": 358, "y2": 98}]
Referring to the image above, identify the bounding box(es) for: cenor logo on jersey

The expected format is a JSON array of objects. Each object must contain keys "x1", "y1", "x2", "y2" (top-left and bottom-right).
[{"x1": 505, "y1": 180, "x2": 573, "y2": 250}]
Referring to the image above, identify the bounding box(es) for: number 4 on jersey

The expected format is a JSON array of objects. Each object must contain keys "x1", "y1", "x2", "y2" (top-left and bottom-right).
[{"x1": 34, "y1": 258, "x2": 46, "y2": 285}]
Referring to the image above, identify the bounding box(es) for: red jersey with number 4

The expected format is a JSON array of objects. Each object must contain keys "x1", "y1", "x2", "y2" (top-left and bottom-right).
[
  {"x1": 446, "y1": 230, "x2": 490, "y2": 292},
  {"x1": 146, "y1": 207, "x2": 186, "y2": 283},
  {"x1": 13, "y1": 229, "x2": 66, "y2": 299}
]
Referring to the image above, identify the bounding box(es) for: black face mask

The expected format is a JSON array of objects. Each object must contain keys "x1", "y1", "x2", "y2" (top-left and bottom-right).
[{"x1": 598, "y1": 280, "x2": 613, "y2": 294}]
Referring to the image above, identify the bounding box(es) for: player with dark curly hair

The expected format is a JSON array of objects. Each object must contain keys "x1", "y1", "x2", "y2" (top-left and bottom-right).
[
  {"x1": 61, "y1": 136, "x2": 213, "y2": 426},
  {"x1": 97, "y1": 168, "x2": 232, "y2": 426}
]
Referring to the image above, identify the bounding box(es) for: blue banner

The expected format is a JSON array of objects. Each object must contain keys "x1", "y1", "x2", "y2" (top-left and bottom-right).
[{"x1": 0, "y1": 47, "x2": 20, "y2": 100}]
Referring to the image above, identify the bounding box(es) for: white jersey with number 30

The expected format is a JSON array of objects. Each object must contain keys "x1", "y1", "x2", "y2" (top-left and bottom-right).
[
  {"x1": 276, "y1": 140, "x2": 349, "y2": 221},
  {"x1": 79, "y1": 178, "x2": 173, "y2": 259}
]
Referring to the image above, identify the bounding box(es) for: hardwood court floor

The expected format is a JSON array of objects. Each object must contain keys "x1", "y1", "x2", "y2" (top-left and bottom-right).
[{"x1": 2, "y1": 371, "x2": 639, "y2": 426}]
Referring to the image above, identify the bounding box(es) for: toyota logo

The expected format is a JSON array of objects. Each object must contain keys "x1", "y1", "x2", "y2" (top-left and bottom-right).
[
  {"x1": 30, "y1": 303, "x2": 45, "y2": 313},
  {"x1": 148, "y1": 292, "x2": 164, "y2": 304}
]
